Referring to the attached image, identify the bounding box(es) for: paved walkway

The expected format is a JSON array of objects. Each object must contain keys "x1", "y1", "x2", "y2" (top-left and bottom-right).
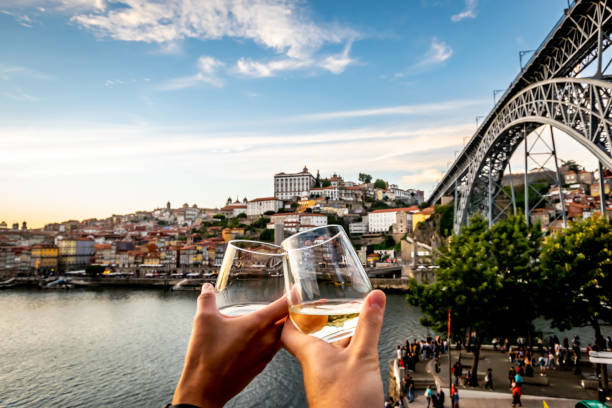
[
  {"x1": 390, "y1": 348, "x2": 603, "y2": 406},
  {"x1": 401, "y1": 388, "x2": 581, "y2": 407}
]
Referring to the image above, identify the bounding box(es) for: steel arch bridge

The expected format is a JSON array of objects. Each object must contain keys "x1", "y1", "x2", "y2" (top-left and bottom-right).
[{"x1": 427, "y1": 0, "x2": 612, "y2": 232}]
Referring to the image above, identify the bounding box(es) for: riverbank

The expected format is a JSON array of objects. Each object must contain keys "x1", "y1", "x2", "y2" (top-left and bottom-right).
[{"x1": 4, "y1": 276, "x2": 412, "y2": 292}]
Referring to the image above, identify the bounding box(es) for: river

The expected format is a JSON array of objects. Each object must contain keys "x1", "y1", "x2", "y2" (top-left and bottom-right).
[{"x1": 0, "y1": 289, "x2": 604, "y2": 407}]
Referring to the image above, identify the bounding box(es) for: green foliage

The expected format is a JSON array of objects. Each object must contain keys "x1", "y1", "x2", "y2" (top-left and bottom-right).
[
  {"x1": 563, "y1": 159, "x2": 582, "y2": 173},
  {"x1": 434, "y1": 204, "x2": 454, "y2": 237},
  {"x1": 502, "y1": 182, "x2": 550, "y2": 211},
  {"x1": 250, "y1": 216, "x2": 270, "y2": 229},
  {"x1": 407, "y1": 215, "x2": 543, "y2": 385},
  {"x1": 374, "y1": 179, "x2": 387, "y2": 189},
  {"x1": 486, "y1": 215, "x2": 543, "y2": 338},
  {"x1": 236, "y1": 212, "x2": 247, "y2": 219},
  {"x1": 304, "y1": 207, "x2": 312, "y2": 213},
  {"x1": 540, "y1": 216, "x2": 612, "y2": 344},
  {"x1": 264, "y1": 210, "x2": 276, "y2": 216},
  {"x1": 321, "y1": 178, "x2": 331, "y2": 187},
  {"x1": 418, "y1": 201, "x2": 429, "y2": 210},
  {"x1": 359, "y1": 173, "x2": 372, "y2": 183},
  {"x1": 373, "y1": 235, "x2": 396, "y2": 250},
  {"x1": 290, "y1": 203, "x2": 299, "y2": 209},
  {"x1": 85, "y1": 264, "x2": 105, "y2": 277},
  {"x1": 370, "y1": 200, "x2": 391, "y2": 210},
  {"x1": 259, "y1": 228, "x2": 274, "y2": 243},
  {"x1": 156, "y1": 220, "x2": 167, "y2": 226},
  {"x1": 213, "y1": 214, "x2": 226, "y2": 220}
]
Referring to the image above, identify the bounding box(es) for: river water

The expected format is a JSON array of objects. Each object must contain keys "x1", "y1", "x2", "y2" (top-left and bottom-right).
[{"x1": 0, "y1": 289, "x2": 604, "y2": 407}]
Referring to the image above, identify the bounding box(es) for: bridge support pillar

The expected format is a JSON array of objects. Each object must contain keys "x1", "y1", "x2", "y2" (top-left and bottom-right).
[
  {"x1": 488, "y1": 162, "x2": 493, "y2": 227},
  {"x1": 524, "y1": 125, "x2": 530, "y2": 226},
  {"x1": 600, "y1": 161, "x2": 608, "y2": 220},
  {"x1": 508, "y1": 162, "x2": 517, "y2": 216},
  {"x1": 550, "y1": 127, "x2": 567, "y2": 228}
]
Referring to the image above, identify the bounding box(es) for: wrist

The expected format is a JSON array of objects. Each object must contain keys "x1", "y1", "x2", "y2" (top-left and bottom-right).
[{"x1": 173, "y1": 381, "x2": 224, "y2": 408}]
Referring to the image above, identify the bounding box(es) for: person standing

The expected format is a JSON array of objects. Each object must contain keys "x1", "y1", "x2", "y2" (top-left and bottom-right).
[
  {"x1": 484, "y1": 368, "x2": 494, "y2": 390},
  {"x1": 424, "y1": 385, "x2": 433, "y2": 408},
  {"x1": 405, "y1": 373, "x2": 415, "y2": 403},
  {"x1": 450, "y1": 384, "x2": 459, "y2": 408},
  {"x1": 508, "y1": 367, "x2": 516, "y2": 387},
  {"x1": 511, "y1": 382, "x2": 522, "y2": 407}
]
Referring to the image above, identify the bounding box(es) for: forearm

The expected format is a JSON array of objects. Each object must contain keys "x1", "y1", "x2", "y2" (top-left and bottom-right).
[{"x1": 173, "y1": 374, "x2": 224, "y2": 408}]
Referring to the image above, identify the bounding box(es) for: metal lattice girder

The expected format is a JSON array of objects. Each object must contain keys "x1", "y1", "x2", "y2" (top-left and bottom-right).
[
  {"x1": 429, "y1": 0, "x2": 612, "y2": 206},
  {"x1": 455, "y1": 77, "x2": 612, "y2": 232}
]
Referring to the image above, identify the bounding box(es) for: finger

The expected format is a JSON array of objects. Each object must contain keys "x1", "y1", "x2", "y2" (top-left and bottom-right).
[
  {"x1": 281, "y1": 317, "x2": 313, "y2": 358},
  {"x1": 250, "y1": 295, "x2": 288, "y2": 326},
  {"x1": 350, "y1": 290, "x2": 386, "y2": 354},
  {"x1": 196, "y1": 282, "x2": 218, "y2": 315}
]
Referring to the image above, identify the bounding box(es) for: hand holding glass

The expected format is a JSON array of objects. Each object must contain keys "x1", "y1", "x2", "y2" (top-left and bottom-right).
[
  {"x1": 215, "y1": 240, "x2": 286, "y2": 316},
  {"x1": 281, "y1": 225, "x2": 372, "y2": 342}
]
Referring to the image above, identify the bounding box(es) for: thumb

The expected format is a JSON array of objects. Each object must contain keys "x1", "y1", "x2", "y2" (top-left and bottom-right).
[
  {"x1": 196, "y1": 282, "x2": 218, "y2": 314},
  {"x1": 350, "y1": 290, "x2": 386, "y2": 354}
]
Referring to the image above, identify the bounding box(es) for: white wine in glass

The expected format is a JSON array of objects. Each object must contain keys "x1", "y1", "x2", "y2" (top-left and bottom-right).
[
  {"x1": 215, "y1": 240, "x2": 286, "y2": 316},
  {"x1": 282, "y1": 225, "x2": 372, "y2": 342}
]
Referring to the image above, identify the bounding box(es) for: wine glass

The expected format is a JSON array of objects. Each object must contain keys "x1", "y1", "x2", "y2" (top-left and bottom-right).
[
  {"x1": 281, "y1": 225, "x2": 372, "y2": 342},
  {"x1": 215, "y1": 240, "x2": 286, "y2": 316}
]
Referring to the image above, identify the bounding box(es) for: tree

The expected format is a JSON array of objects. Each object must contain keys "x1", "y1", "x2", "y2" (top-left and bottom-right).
[
  {"x1": 259, "y1": 228, "x2": 274, "y2": 243},
  {"x1": 374, "y1": 179, "x2": 387, "y2": 190},
  {"x1": 563, "y1": 159, "x2": 582, "y2": 173},
  {"x1": 236, "y1": 212, "x2": 247, "y2": 219},
  {"x1": 213, "y1": 214, "x2": 226, "y2": 220},
  {"x1": 359, "y1": 173, "x2": 372, "y2": 183},
  {"x1": 486, "y1": 215, "x2": 543, "y2": 343},
  {"x1": 407, "y1": 215, "x2": 502, "y2": 386},
  {"x1": 321, "y1": 178, "x2": 331, "y2": 187},
  {"x1": 315, "y1": 170, "x2": 321, "y2": 188},
  {"x1": 540, "y1": 216, "x2": 612, "y2": 387},
  {"x1": 264, "y1": 210, "x2": 276, "y2": 216},
  {"x1": 290, "y1": 203, "x2": 299, "y2": 210}
]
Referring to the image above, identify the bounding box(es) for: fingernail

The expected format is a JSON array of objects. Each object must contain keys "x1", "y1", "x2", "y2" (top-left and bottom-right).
[
  {"x1": 202, "y1": 282, "x2": 214, "y2": 294},
  {"x1": 368, "y1": 291, "x2": 385, "y2": 311}
]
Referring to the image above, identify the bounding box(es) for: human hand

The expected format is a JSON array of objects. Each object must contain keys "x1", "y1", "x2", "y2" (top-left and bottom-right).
[
  {"x1": 281, "y1": 290, "x2": 386, "y2": 408},
  {"x1": 172, "y1": 283, "x2": 288, "y2": 408}
]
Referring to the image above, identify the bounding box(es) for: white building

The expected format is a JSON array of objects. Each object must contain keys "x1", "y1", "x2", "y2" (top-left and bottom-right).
[
  {"x1": 349, "y1": 217, "x2": 369, "y2": 235},
  {"x1": 267, "y1": 212, "x2": 328, "y2": 232},
  {"x1": 274, "y1": 166, "x2": 317, "y2": 200},
  {"x1": 310, "y1": 186, "x2": 339, "y2": 200},
  {"x1": 247, "y1": 197, "x2": 283, "y2": 216},
  {"x1": 367, "y1": 207, "x2": 418, "y2": 233}
]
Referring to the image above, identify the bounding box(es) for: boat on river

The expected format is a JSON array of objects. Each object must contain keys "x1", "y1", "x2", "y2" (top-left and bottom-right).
[{"x1": 171, "y1": 278, "x2": 202, "y2": 292}]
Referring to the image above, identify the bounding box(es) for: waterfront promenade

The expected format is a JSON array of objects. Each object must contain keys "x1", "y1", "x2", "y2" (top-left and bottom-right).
[{"x1": 389, "y1": 347, "x2": 602, "y2": 407}]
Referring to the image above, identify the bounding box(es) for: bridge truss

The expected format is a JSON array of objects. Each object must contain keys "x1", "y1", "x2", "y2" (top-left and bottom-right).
[{"x1": 427, "y1": 0, "x2": 612, "y2": 232}]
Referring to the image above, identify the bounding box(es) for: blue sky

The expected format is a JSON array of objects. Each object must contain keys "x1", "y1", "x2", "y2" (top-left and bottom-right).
[{"x1": 0, "y1": 0, "x2": 586, "y2": 227}]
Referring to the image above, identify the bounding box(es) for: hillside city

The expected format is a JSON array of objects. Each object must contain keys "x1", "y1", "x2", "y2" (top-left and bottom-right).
[{"x1": 0, "y1": 162, "x2": 610, "y2": 280}]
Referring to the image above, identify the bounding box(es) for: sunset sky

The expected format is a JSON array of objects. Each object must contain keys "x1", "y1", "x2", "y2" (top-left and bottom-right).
[{"x1": 1, "y1": 0, "x2": 597, "y2": 228}]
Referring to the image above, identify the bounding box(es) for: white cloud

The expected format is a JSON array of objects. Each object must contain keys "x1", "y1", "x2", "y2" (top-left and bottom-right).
[
  {"x1": 160, "y1": 56, "x2": 224, "y2": 90},
  {"x1": 0, "y1": 64, "x2": 55, "y2": 81},
  {"x1": 0, "y1": 9, "x2": 33, "y2": 27},
  {"x1": 318, "y1": 41, "x2": 355, "y2": 74},
  {"x1": 418, "y1": 38, "x2": 453, "y2": 66},
  {"x1": 299, "y1": 99, "x2": 486, "y2": 121},
  {"x1": 451, "y1": 0, "x2": 477, "y2": 22},
  {"x1": 69, "y1": 0, "x2": 355, "y2": 59},
  {"x1": 235, "y1": 57, "x2": 312, "y2": 78}
]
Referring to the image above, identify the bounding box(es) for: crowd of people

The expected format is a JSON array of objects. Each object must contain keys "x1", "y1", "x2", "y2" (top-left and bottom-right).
[{"x1": 386, "y1": 333, "x2": 608, "y2": 408}]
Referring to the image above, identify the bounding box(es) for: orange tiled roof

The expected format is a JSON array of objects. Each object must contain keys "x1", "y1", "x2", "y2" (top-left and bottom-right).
[{"x1": 369, "y1": 206, "x2": 419, "y2": 214}]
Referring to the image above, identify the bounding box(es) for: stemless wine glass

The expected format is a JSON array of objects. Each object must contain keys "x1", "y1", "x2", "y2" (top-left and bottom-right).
[
  {"x1": 281, "y1": 225, "x2": 372, "y2": 342},
  {"x1": 215, "y1": 240, "x2": 286, "y2": 316}
]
